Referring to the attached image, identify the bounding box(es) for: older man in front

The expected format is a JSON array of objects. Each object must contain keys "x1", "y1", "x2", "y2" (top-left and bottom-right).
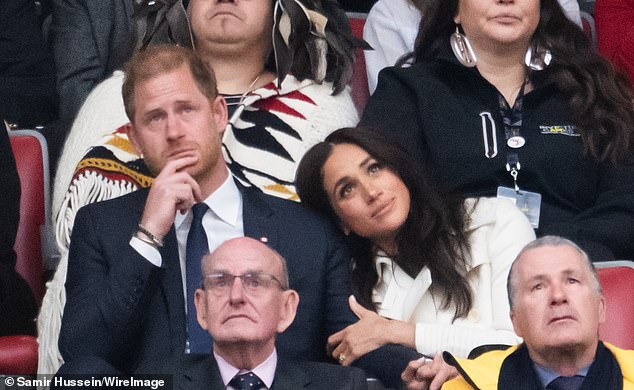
[{"x1": 177, "y1": 236, "x2": 368, "y2": 390}]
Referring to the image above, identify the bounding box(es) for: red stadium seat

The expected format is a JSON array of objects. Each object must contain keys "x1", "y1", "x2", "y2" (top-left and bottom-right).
[
  {"x1": 9, "y1": 129, "x2": 50, "y2": 303},
  {"x1": 347, "y1": 12, "x2": 370, "y2": 114},
  {"x1": 596, "y1": 261, "x2": 634, "y2": 350},
  {"x1": 0, "y1": 336, "x2": 39, "y2": 375},
  {"x1": 0, "y1": 129, "x2": 50, "y2": 375}
]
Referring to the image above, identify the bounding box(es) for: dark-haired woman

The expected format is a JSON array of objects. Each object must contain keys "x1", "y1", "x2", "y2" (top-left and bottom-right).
[
  {"x1": 361, "y1": 0, "x2": 634, "y2": 261},
  {"x1": 296, "y1": 127, "x2": 535, "y2": 363}
]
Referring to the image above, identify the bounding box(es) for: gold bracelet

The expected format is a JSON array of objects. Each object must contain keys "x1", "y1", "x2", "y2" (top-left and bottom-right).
[{"x1": 137, "y1": 224, "x2": 164, "y2": 248}]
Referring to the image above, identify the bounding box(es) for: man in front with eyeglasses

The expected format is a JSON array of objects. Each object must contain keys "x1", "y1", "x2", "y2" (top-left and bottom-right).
[{"x1": 180, "y1": 236, "x2": 367, "y2": 389}]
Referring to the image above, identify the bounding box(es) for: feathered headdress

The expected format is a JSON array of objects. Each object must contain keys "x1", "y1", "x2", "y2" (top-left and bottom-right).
[
  {"x1": 272, "y1": 0, "x2": 371, "y2": 94},
  {"x1": 132, "y1": 0, "x2": 194, "y2": 50}
]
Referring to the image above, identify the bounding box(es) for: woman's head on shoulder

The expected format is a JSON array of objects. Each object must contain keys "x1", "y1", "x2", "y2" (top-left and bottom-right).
[
  {"x1": 297, "y1": 127, "x2": 413, "y2": 254},
  {"x1": 297, "y1": 127, "x2": 475, "y2": 315}
]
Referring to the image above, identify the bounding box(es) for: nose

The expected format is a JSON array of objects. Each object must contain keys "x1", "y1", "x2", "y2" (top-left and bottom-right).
[
  {"x1": 228, "y1": 276, "x2": 246, "y2": 305},
  {"x1": 549, "y1": 281, "x2": 568, "y2": 306},
  {"x1": 361, "y1": 179, "x2": 382, "y2": 204},
  {"x1": 165, "y1": 115, "x2": 186, "y2": 141}
]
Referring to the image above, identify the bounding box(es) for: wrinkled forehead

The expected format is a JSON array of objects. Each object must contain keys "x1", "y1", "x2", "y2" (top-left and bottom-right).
[
  {"x1": 515, "y1": 245, "x2": 590, "y2": 283},
  {"x1": 205, "y1": 240, "x2": 282, "y2": 275}
]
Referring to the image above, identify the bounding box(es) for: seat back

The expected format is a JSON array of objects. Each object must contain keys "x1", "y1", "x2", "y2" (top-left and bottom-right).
[
  {"x1": 347, "y1": 12, "x2": 370, "y2": 114},
  {"x1": 9, "y1": 129, "x2": 50, "y2": 303},
  {"x1": 596, "y1": 262, "x2": 634, "y2": 349}
]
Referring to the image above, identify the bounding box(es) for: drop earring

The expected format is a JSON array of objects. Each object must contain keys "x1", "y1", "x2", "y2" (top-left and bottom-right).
[
  {"x1": 524, "y1": 44, "x2": 552, "y2": 71},
  {"x1": 450, "y1": 25, "x2": 477, "y2": 67}
]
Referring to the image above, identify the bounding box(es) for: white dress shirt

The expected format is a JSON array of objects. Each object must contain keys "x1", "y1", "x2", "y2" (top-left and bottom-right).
[{"x1": 130, "y1": 171, "x2": 244, "y2": 310}]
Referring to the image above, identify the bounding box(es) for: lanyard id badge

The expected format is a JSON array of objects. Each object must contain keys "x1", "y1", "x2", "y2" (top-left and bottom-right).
[
  {"x1": 493, "y1": 82, "x2": 542, "y2": 228},
  {"x1": 497, "y1": 186, "x2": 542, "y2": 228}
]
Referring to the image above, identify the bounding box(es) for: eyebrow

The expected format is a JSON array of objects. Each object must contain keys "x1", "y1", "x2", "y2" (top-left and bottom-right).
[
  {"x1": 141, "y1": 108, "x2": 164, "y2": 121},
  {"x1": 330, "y1": 155, "x2": 374, "y2": 198},
  {"x1": 525, "y1": 269, "x2": 579, "y2": 284}
]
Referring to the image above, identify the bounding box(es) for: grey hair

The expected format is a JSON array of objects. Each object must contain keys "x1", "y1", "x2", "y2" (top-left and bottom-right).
[{"x1": 507, "y1": 236, "x2": 602, "y2": 309}]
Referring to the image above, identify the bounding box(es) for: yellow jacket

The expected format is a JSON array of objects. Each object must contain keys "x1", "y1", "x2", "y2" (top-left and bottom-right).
[{"x1": 442, "y1": 342, "x2": 634, "y2": 389}]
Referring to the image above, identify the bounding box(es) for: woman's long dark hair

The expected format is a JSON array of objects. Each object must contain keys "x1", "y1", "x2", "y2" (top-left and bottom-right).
[
  {"x1": 407, "y1": 0, "x2": 634, "y2": 164},
  {"x1": 296, "y1": 127, "x2": 474, "y2": 320}
]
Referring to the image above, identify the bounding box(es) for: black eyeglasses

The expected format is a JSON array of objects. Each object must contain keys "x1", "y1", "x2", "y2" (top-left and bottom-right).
[{"x1": 202, "y1": 272, "x2": 286, "y2": 296}]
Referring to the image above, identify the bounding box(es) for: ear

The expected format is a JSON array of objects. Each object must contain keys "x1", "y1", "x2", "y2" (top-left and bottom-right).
[
  {"x1": 276, "y1": 290, "x2": 299, "y2": 334},
  {"x1": 597, "y1": 295, "x2": 606, "y2": 325},
  {"x1": 210, "y1": 96, "x2": 228, "y2": 136},
  {"x1": 194, "y1": 288, "x2": 209, "y2": 331},
  {"x1": 509, "y1": 309, "x2": 524, "y2": 338},
  {"x1": 126, "y1": 123, "x2": 144, "y2": 156}
]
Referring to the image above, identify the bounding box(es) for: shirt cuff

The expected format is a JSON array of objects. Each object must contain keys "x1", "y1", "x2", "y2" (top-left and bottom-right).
[{"x1": 129, "y1": 236, "x2": 162, "y2": 267}]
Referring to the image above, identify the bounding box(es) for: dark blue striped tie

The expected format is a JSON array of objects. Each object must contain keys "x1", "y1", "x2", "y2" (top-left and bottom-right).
[{"x1": 185, "y1": 202, "x2": 211, "y2": 353}]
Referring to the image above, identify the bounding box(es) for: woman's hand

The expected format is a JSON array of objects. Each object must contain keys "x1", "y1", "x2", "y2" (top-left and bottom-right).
[
  {"x1": 327, "y1": 295, "x2": 415, "y2": 365},
  {"x1": 401, "y1": 353, "x2": 459, "y2": 390}
]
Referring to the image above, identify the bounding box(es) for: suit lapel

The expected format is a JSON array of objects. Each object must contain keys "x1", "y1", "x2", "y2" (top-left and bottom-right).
[
  {"x1": 271, "y1": 359, "x2": 310, "y2": 390},
  {"x1": 240, "y1": 184, "x2": 279, "y2": 247},
  {"x1": 177, "y1": 356, "x2": 225, "y2": 390}
]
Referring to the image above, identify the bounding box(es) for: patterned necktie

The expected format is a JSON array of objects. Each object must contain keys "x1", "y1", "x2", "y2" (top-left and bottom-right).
[
  {"x1": 547, "y1": 375, "x2": 585, "y2": 390},
  {"x1": 228, "y1": 372, "x2": 266, "y2": 390},
  {"x1": 185, "y1": 202, "x2": 211, "y2": 353}
]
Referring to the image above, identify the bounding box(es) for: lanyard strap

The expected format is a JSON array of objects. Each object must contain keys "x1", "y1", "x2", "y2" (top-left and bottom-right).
[{"x1": 498, "y1": 80, "x2": 528, "y2": 192}]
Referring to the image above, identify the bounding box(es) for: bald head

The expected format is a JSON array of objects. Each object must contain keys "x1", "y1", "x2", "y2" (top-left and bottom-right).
[{"x1": 201, "y1": 237, "x2": 289, "y2": 289}]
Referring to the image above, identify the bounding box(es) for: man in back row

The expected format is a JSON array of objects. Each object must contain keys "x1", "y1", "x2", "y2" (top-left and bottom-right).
[
  {"x1": 178, "y1": 236, "x2": 368, "y2": 389},
  {"x1": 58, "y1": 44, "x2": 416, "y2": 386},
  {"x1": 403, "y1": 236, "x2": 634, "y2": 389}
]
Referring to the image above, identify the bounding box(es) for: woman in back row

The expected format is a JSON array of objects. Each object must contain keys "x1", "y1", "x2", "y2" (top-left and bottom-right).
[{"x1": 361, "y1": 0, "x2": 634, "y2": 261}]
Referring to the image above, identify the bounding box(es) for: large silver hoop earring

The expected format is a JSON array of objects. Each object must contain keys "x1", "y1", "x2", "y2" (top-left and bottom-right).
[
  {"x1": 450, "y1": 25, "x2": 477, "y2": 67},
  {"x1": 524, "y1": 44, "x2": 552, "y2": 71}
]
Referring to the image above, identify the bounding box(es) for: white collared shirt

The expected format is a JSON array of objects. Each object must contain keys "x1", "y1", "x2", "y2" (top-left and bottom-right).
[
  {"x1": 215, "y1": 349, "x2": 277, "y2": 390},
  {"x1": 130, "y1": 171, "x2": 244, "y2": 310}
]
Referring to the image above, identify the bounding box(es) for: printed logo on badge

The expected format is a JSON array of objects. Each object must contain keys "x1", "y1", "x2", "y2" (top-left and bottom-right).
[{"x1": 539, "y1": 125, "x2": 580, "y2": 136}]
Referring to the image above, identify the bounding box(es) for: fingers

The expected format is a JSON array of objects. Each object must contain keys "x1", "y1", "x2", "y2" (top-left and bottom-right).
[
  {"x1": 348, "y1": 295, "x2": 370, "y2": 319},
  {"x1": 401, "y1": 357, "x2": 427, "y2": 382},
  {"x1": 327, "y1": 329, "x2": 344, "y2": 351},
  {"x1": 140, "y1": 156, "x2": 202, "y2": 236},
  {"x1": 162, "y1": 154, "x2": 199, "y2": 175},
  {"x1": 429, "y1": 359, "x2": 458, "y2": 390},
  {"x1": 402, "y1": 357, "x2": 433, "y2": 390}
]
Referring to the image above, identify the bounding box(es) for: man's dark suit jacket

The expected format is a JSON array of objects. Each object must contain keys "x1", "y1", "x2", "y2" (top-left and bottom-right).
[
  {"x1": 59, "y1": 183, "x2": 420, "y2": 386},
  {"x1": 174, "y1": 354, "x2": 369, "y2": 390}
]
